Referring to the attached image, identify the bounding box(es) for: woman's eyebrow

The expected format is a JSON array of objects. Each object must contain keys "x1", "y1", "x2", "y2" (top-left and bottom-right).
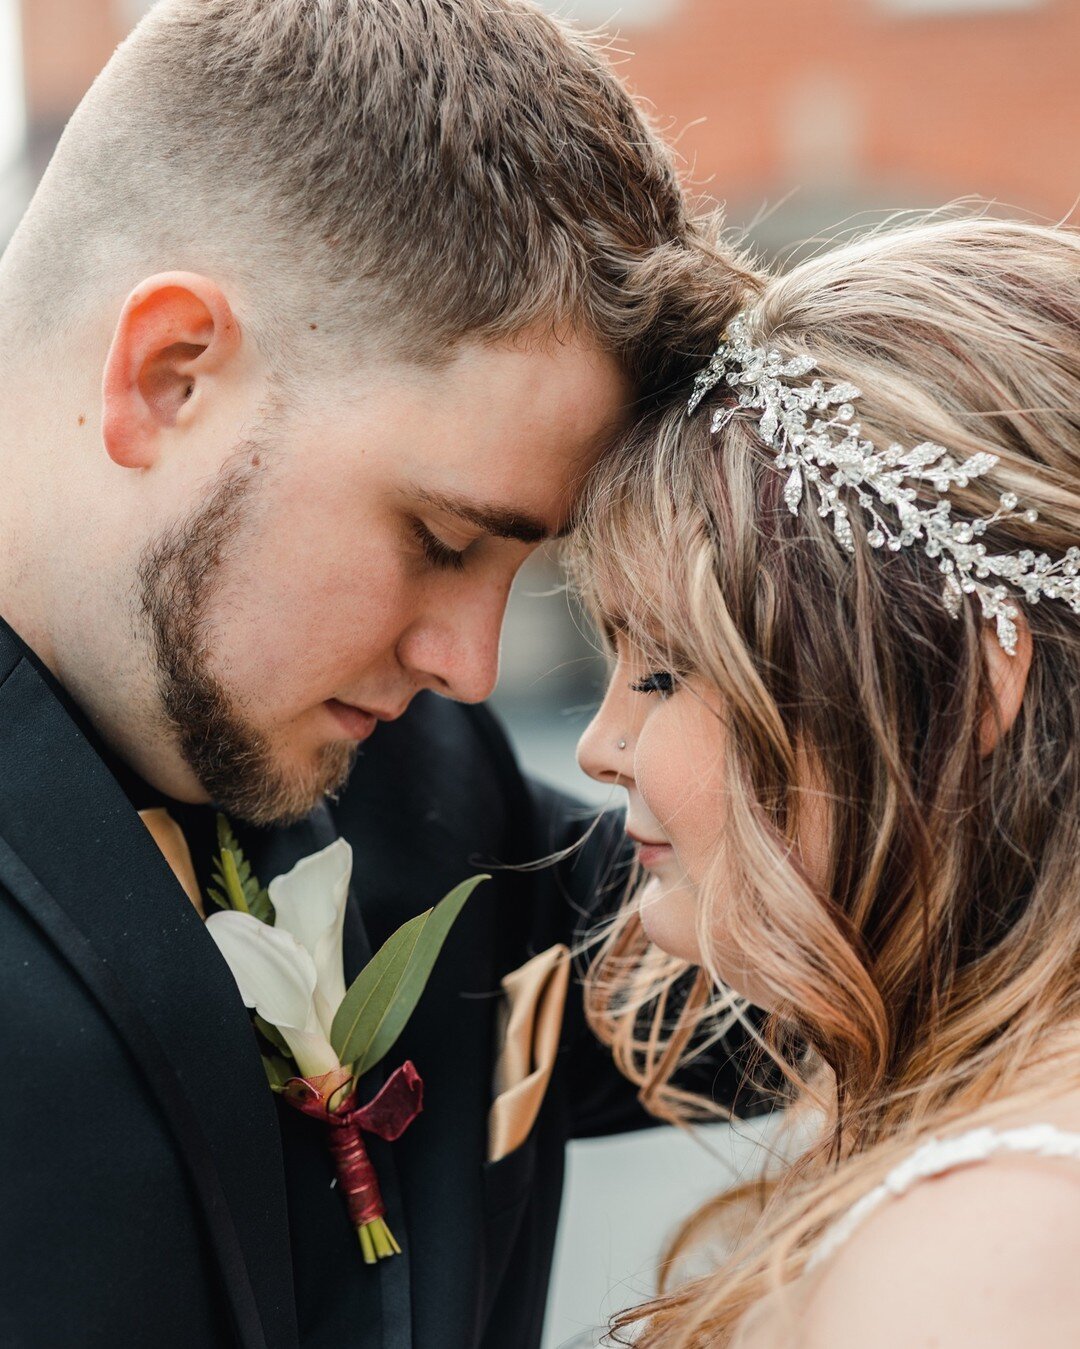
[{"x1": 413, "y1": 486, "x2": 551, "y2": 544}]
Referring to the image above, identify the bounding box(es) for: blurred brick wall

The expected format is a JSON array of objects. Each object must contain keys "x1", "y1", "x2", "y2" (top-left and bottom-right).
[
  {"x1": 617, "y1": 0, "x2": 1079, "y2": 221},
  {"x1": 19, "y1": 0, "x2": 125, "y2": 174},
  {"x1": 17, "y1": 0, "x2": 1080, "y2": 220},
  {"x1": 21, "y1": 0, "x2": 122, "y2": 125}
]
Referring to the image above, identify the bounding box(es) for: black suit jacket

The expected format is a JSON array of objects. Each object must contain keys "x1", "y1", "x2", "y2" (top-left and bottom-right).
[{"x1": 0, "y1": 618, "x2": 748, "y2": 1348}]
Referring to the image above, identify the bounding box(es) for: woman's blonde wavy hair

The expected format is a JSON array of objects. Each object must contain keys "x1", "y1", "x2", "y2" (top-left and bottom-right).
[{"x1": 568, "y1": 215, "x2": 1080, "y2": 1346}]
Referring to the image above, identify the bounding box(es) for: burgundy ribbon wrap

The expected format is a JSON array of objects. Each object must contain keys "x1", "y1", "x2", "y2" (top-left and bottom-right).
[{"x1": 283, "y1": 1062, "x2": 423, "y2": 1227}]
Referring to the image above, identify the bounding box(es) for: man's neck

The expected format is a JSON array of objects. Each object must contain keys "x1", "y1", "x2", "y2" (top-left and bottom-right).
[{"x1": 0, "y1": 611, "x2": 170, "y2": 812}]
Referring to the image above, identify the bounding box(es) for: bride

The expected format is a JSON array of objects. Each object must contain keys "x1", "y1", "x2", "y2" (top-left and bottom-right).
[{"x1": 571, "y1": 215, "x2": 1080, "y2": 1346}]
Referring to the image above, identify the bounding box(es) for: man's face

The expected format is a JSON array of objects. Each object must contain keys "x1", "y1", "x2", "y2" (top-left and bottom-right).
[{"x1": 136, "y1": 335, "x2": 630, "y2": 824}]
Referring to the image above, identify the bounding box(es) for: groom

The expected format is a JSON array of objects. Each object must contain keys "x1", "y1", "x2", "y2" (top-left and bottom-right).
[{"x1": 0, "y1": 2, "x2": 749, "y2": 1346}]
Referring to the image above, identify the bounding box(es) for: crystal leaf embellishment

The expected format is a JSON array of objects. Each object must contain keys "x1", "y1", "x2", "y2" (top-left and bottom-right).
[
  {"x1": 688, "y1": 313, "x2": 1080, "y2": 654},
  {"x1": 784, "y1": 466, "x2": 803, "y2": 513}
]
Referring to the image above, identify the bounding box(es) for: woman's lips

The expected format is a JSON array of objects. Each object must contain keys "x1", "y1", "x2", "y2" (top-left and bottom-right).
[
  {"x1": 636, "y1": 843, "x2": 674, "y2": 870},
  {"x1": 324, "y1": 699, "x2": 378, "y2": 742},
  {"x1": 628, "y1": 834, "x2": 675, "y2": 871}
]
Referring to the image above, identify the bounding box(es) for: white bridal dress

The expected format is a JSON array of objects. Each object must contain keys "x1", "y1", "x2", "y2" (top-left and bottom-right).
[{"x1": 557, "y1": 1123, "x2": 1080, "y2": 1348}]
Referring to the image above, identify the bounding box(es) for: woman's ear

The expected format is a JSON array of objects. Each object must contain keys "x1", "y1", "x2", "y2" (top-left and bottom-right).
[
  {"x1": 978, "y1": 615, "x2": 1033, "y2": 757},
  {"x1": 101, "y1": 272, "x2": 241, "y2": 469}
]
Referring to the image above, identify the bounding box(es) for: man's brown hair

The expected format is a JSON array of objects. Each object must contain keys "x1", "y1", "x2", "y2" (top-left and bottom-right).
[{"x1": 1, "y1": 0, "x2": 754, "y2": 397}]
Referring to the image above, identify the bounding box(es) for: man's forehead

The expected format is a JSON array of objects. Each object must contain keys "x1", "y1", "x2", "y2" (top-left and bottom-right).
[
  {"x1": 414, "y1": 380, "x2": 631, "y2": 535},
  {"x1": 331, "y1": 332, "x2": 634, "y2": 535},
  {"x1": 451, "y1": 329, "x2": 635, "y2": 443}
]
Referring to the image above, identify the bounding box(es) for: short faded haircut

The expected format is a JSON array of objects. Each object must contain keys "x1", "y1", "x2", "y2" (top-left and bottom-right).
[{"x1": 0, "y1": 0, "x2": 755, "y2": 397}]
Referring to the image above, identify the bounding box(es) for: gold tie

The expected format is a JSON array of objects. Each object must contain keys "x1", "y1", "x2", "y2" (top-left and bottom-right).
[{"x1": 138, "y1": 807, "x2": 206, "y2": 919}]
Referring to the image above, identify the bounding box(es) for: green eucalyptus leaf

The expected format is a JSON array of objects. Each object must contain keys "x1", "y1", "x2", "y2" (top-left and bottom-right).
[
  {"x1": 330, "y1": 912, "x2": 426, "y2": 1066},
  {"x1": 261, "y1": 1054, "x2": 295, "y2": 1093},
  {"x1": 331, "y1": 874, "x2": 488, "y2": 1076}
]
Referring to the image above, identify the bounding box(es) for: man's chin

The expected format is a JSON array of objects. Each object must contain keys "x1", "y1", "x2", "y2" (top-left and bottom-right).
[{"x1": 200, "y1": 738, "x2": 359, "y2": 828}]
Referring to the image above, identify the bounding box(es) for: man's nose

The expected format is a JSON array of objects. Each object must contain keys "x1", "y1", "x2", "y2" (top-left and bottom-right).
[{"x1": 397, "y1": 588, "x2": 507, "y2": 704}]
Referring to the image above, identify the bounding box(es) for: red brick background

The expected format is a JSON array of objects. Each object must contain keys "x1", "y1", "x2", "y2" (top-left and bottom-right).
[{"x1": 17, "y1": 0, "x2": 1080, "y2": 239}]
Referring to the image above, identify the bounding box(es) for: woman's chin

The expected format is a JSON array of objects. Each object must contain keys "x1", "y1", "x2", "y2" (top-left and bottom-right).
[
  {"x1": 636, "y1": 876, "x2": 777, "y2": 1010},
  {"x1": 638, "y1": 873, "x2": 701, "y2": 962}
]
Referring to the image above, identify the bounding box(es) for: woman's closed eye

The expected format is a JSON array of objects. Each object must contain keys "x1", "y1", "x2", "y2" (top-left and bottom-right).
[{"x1": 412, "y1": 520, "x2": 468, "y2": 572}]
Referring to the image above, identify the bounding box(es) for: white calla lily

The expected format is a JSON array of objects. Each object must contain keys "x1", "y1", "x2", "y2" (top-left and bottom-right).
[
  {"x1": 267, "y1": 837, "x2": 353, "y2": 1039},
  {"x1": 203, "y1": 827, "x2": 470, "y2": 1266},
  {"x1": 206, "y1": 908, "x2": 341, "y2": 1079}
]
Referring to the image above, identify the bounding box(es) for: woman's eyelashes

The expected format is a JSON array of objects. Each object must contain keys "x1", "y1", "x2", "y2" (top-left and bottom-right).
[
  {"x1": 412, "y1": 520, "x2": 467, "y2": 572},
  {"x1": 630, "y1": 670, "x2": 678, "y2": 698}
]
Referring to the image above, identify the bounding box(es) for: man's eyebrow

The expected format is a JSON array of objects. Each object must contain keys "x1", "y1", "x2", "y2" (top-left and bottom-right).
[{"x1": 414, "y1": 487, "x2": 553, "y2": 544}]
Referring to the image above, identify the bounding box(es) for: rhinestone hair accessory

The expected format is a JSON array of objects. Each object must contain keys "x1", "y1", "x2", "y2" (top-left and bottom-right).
[{"x1": 688, "y1": 313, "x2": 1080, "y2": 655}]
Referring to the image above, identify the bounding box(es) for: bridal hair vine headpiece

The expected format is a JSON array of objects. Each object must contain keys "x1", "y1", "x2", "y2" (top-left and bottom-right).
[{"x1": 688, "y1": 313, "x2": 1080, "y2": 655}]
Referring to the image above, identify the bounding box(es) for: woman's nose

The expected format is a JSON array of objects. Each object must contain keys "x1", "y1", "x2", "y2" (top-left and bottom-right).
[{"x1": 577, "y1": 702, "x2": 630, "y2": 787}]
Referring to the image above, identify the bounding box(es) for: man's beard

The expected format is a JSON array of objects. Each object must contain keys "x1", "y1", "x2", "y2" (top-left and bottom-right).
[{"x1": 137, "y1": 444, "x2": 357, "y2": 826}]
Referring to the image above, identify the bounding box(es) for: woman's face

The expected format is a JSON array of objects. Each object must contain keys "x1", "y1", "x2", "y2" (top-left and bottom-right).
[
  {"x1": 577, "y1": 637, "x2": 732, "y2": 966},
  {"x1": 579, "y1": 634, "x2": 831, "y2": 1008}
]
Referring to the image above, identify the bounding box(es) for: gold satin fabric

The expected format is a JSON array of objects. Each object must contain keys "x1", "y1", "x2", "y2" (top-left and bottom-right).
[
  {"x1": 138, "y1": 807, "x2": 206, "y2": 919},
  {"x1": 487, "y1": 943, "x2": 570, "y2": 1163}
]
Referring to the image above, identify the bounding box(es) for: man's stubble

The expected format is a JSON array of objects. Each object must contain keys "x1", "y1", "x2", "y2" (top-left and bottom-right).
[{"x1": 138, "y1": 443, "x2": 357, "y2": 826}]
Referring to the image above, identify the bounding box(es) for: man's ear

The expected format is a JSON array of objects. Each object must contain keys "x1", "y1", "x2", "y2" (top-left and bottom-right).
[
  {"x1": 101, "y1": 272, "x2": 242, "y2": 469},
  {"x1": 978, "y1": 615, "x2": 1033, "y2": 757}
]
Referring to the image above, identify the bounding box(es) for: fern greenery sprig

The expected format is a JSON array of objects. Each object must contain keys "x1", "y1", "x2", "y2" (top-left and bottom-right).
[{"x1": 207, "y1": 814, "x2": 274, "y2": 924}]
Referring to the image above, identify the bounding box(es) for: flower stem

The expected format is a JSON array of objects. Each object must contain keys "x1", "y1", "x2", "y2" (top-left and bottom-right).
[{"x1": 359, "y1": 1216, "x2": 401, "y2": 1262}]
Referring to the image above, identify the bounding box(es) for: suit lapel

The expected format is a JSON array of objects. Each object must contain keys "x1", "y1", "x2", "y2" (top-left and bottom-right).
[{"x1": 0, "y1": 634, "x2": 297, "y2": 1349}]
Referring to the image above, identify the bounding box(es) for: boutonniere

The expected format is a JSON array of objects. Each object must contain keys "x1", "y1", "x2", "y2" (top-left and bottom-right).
[{"x1": 205, "y1": 818, "x2": 486, "y2": 1264}]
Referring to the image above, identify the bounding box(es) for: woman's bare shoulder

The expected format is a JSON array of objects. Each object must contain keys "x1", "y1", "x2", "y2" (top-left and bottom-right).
[{"x1": 794, "y1": 1149, "x2": 1080, "y2": 1349}]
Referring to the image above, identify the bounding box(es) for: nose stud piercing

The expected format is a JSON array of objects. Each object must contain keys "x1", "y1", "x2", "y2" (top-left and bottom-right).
[{"x1": 617, "y1": 739, "x2": 627, "y2": 751}]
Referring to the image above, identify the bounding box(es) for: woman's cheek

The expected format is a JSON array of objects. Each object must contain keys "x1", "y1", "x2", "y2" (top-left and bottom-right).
[{"x1": 633, "y1": 723, "x2": 683, "y2": 831}]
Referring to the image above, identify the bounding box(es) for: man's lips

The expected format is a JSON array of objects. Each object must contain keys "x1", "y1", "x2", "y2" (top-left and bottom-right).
[{"x1": 324, "y1": 699, "x2": 382, "y2": 742}]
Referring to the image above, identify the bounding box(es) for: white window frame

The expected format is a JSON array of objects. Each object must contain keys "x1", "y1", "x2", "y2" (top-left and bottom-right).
[
  {"x1": 880, "y1": 0, "x2": 1042, "y2": 15},
  {"x1": 0, "y1": 0, "x2": 23, "y2": 174},
  {"x1": 538, "y1": 0, "x2": 681, "y2": 27},
  {"x1": 0, "y1": 0, "x2": 26, "y2": 244}
]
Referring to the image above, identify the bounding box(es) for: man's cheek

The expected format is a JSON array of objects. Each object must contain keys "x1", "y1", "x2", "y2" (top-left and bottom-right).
[{"x1": 205, "y1": 628, "x2": 308, "y2": 714}]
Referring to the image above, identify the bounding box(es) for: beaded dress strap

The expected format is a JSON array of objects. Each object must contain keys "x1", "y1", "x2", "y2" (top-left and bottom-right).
[{"x1": 807, "y1": 1124, "x2": 1080, "y2": 1271}]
